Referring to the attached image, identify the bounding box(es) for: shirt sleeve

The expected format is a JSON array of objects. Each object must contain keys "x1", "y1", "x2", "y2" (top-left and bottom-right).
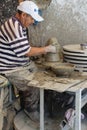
[{"x1": 9, "y1": 20, "x2": 30, "y2": 57}]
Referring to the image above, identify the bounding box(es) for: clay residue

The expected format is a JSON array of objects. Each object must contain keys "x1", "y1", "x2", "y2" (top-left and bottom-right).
[
  {"x1": 33, "y1": 71, "x2": 55, "y2": 85},
  {"x1": 32, "y1": 71, "x2": 81, "y2": 85}
]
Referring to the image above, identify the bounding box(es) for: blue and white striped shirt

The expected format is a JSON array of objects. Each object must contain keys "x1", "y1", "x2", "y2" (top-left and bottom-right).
[{"x1": 0, "y1": 16, "x2": 31, "y2": 73}]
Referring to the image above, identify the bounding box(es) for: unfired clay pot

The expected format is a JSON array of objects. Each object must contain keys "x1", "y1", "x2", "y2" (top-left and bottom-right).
[{"x1": 45, "y1": 37, "x2": 62, "y2": 62}]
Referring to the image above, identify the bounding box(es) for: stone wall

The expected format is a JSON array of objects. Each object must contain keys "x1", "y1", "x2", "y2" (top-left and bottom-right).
[
  {"x1": 0, "y1": 0, "x2": 18, "y2": 25},
  {"x1": 1, "y1": 0, "x2": 87, "y2": 47},
  {"x1": 42, "y1": 0, "x2": 87, "y2": 46},
  {"x1": 29, "y1": 0, "x2": 87, "y2": 46}
]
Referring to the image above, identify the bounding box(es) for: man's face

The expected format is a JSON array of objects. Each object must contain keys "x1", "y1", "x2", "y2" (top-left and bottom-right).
[{"x1": 21, "y1": 13, "x2": 35, "y2": 27}]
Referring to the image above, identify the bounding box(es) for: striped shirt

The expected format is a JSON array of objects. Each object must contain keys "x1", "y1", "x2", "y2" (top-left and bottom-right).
[{"x1": 0, "y1": 16, "x2": 31, "y2": 73}]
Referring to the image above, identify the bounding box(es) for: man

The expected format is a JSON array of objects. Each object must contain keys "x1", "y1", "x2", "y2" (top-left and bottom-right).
[{"x1": 0, "y1": 1, "x2": 56, "y2": 122}]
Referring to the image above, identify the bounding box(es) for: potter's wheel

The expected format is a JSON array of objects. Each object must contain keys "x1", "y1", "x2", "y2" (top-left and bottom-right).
[{"x1": 63, "y1": 44, "x2": 87, "y2": 72}]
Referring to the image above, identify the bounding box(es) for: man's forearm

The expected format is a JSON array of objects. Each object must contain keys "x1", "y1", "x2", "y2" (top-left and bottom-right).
[
  {"x1": 26, "y1": 47, "x2": 46, "y2": 56},
  {"x1": 25, "y1": 45, "x2": 56, "y2": 57}
]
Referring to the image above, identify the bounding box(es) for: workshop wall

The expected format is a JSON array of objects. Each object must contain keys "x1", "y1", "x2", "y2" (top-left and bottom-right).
[
  {"x1": 1, "y1": 0, "x2": 87, "y2": 46},
  {"x1": 29, "y1": 0, "x2": 87, "y2": 46},
  {"x1": 0, "y1": 0, "x2": 18, "y2": 25},
  {"x1": 43, "y1": 0, "x2": 87, "y2": 46}
]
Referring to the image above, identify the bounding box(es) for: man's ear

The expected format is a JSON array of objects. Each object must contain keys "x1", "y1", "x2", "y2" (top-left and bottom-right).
[{"x1": 21, "y1": 12, "x2": 27, "y2": 18}]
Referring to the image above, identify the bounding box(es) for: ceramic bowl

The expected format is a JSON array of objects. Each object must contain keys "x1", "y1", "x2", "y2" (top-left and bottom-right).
[{"x1": 51, "y1": 63, "x2": 75, "y2": 77}]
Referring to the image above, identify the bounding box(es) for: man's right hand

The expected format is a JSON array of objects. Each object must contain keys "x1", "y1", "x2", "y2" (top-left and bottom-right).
[{"x1": 45, "y1": 45, "x2": 57, "y2": 53}]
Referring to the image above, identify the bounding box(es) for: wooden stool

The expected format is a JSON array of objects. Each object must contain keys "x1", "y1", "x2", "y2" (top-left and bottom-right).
[{"x1": 0, "y1": 75, "x2": 13, "y2": 130}]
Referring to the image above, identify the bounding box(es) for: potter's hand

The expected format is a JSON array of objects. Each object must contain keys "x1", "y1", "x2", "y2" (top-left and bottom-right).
[{"x1": 45, "y1": 45, "x2": 56, "y2": 53}]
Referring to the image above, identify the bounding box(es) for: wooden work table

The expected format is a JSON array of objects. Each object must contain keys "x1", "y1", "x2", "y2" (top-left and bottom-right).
[{"x1": 28, "y1": 69, "x2": 87, "y2": 130}]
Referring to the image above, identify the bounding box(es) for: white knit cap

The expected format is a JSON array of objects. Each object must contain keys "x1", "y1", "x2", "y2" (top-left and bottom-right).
[{"x1": 17, "y1": 1, "x2": 44, "y2": 22}]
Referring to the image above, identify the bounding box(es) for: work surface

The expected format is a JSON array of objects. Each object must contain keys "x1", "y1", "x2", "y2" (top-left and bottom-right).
[
  {"x1": 28, "y1": 70, "x2": 87, "y2": 130},
  {"x1": 29, "y1": 70, "x2": 87, "y2": 92}
]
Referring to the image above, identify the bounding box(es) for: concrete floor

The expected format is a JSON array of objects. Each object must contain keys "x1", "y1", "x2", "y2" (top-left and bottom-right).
[
  {"x1": 13, "y1": 90, "x2": 87, "y2": 130},
  {"x1": 14, "y1": 108, "x2": 87, "y2": 130}
]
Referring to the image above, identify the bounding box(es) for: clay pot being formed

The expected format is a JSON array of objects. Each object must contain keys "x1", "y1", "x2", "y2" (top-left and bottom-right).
[{"x1": 45, "y1": 37, "x2": 62, "y2": 62}]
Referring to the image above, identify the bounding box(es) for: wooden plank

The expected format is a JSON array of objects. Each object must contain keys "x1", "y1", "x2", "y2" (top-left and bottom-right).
[
  {"x1": 28, "y1": 71, "x2": 87, "y2": 92},
  {"x1": 29, "y1": 79, "x2": 83, "y2": 92},
  {"x1": 68, "y1": 80, "x2": 87, "y2": 92}
]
